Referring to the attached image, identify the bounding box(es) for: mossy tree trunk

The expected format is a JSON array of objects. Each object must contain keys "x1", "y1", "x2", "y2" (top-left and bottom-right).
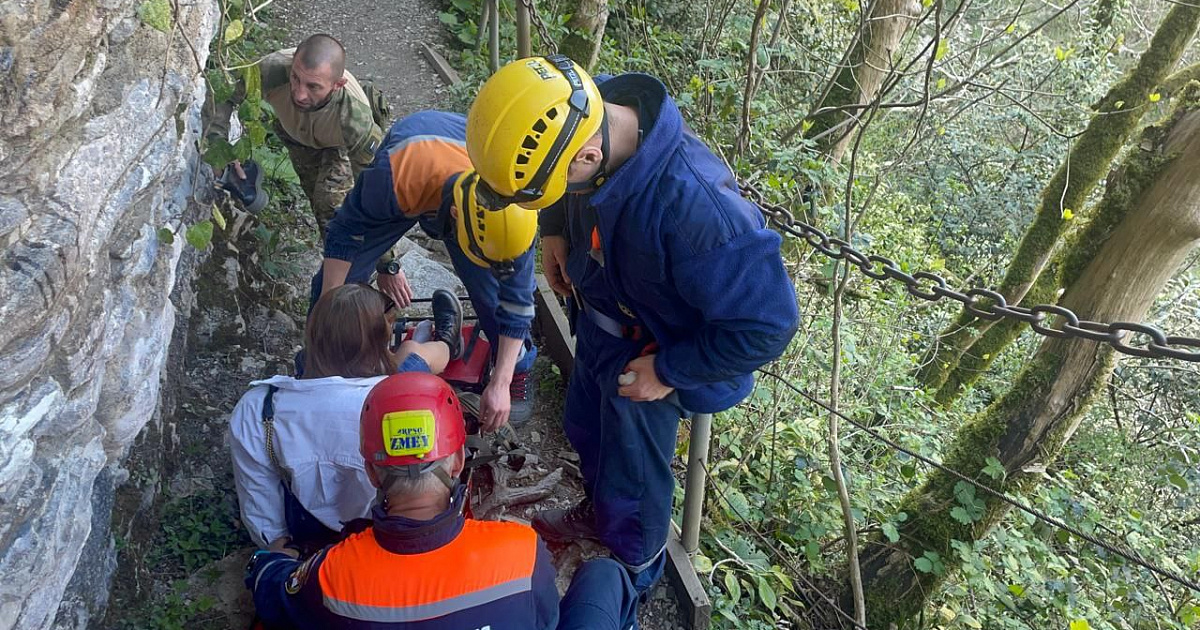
[
  {"x1": 559, "y1": 0, "x2": 608, "y2": 71},
  {"x1": 916, "y1": 3, "x2": 1200, "y2": 396},
  {"x1": 857, "y1": 95, "x2": 1200, "y2": 628},
  {"x1": 802, "y1": 0, "x2": 921, "y2": 162}
]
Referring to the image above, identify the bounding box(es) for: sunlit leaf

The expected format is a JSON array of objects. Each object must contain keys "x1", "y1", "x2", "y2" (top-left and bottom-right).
[
  {"x1": 185, "y1": 221, "x2": 214, "y2": 250},
  {"x1": 224, "y1": 18, "x2": 244, "y2": 43},
  {"x1": 211, "y1": 204, "x2": 227, "y2": 231}
]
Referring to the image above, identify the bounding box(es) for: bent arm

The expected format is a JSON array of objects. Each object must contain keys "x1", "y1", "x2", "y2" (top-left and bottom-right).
[{"x1": 656, "y1": 229, "x2": 799, "y2": 389}]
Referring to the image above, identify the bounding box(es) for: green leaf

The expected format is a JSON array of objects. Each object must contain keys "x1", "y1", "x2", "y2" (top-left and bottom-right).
[
  {"x1": 157, "y1": 227, "x2": 175, "y2": 245},
  {"x1": 1008, "y1": 583, "x2": 1026, "y2": 597},
  {"x1": 900, "y1": 464, "x2": 917, "y2": 480},
  {"x1": 1168, "y1": 472, "x2": 1188, "y2": 491},
  {"x1": 724, "y1": 570, "x2": 741, "y2": 601},
  {"x1": 960, "y1": 614, "x2": 982, "y2": 629},
  {"x1": 243, "y1": 64, "x2": 262, "y2": 102},
  {"x1": 756, "y1": 577, "x2": 777, "y2": 611},
  {"x1": 223, "y1": 18, "x2": 244, "y2": 43},
  {"x1": 983, "y1": 457, "x2": 1006, "y2": 480},
  {"x1": 950, "y1": 507, "x2": 973, "y2": 524},
  {"x1": 934, "y1": 40, "x2": 949, "y2": 61},
  {"x1": 692, "y1": 554, "x2": 713, "y2": 574},
  {"x1": 203, "y1": 138, "x2": 237, "y2": 169},
  {"x1": 882, "y1": 523, "x2": 900, "y2": 543},
  {"x1": 233, "y1": 136, "x2": 254, "y2": 161},
  {"x1": 244, "y1": 120, "x2": 268, "y2": 146},
  {"x1": 211, "y1": 204, "x2": 227, "y2": 231},
  {"x1": 935, "y1": 77, "x2": 946, "y2": 90},
  {"x1": 914, "y1": 557, "x2": 934, "y2": 573},
  {"x1": 137, "y1": 0, "x2": 173, "y2": 32},
  {"x1": 438, "y1": 11, "x2": 458, "y2": 26},
  {"x1": 1070, "y1": 620, "x2": 1091, "y2": 630},
  {"x1": 207, "y1": 69, "x2": 235, "y2": 103},
  {"x1": 185, "y1": 221, "x2": 214, "y2": 250}
]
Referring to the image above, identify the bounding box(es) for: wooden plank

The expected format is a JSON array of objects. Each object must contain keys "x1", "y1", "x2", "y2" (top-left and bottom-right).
[
  {"x1": 418, "y1": 42, "x2": 462, "y2": 87},
  {"x1": 665, "y1": 529, "x2": 713, "y2": 629},
  {"x1": 533, "y1": 273, "x2": 576, "y2": 379}
]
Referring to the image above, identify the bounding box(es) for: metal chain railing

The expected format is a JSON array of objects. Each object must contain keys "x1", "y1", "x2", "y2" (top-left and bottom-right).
[
  {"x1": 740, "y1": 180, "x2": 1200, "y2": 363},
  {"x1": 519, "y1": 0, "x2": 558, "y2": 54}
]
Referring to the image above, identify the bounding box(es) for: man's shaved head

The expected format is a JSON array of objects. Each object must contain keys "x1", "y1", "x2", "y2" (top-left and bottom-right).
[
  {"x1": 295, "y1": 33, "x2": 346, "y2": 79},
  {"x1": 289, "y1": 34, "x2": 348, "y2": 111}
]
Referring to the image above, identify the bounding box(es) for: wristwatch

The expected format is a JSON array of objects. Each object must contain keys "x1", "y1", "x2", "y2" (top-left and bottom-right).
[{"x1": 376, "y1": 258, "x2": 401, "y2": 276}]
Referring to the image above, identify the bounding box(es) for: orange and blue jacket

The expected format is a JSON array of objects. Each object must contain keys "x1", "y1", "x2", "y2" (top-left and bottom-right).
[
  {"x1": 248, "y1": 499, "x2": 560, "y2": 629},
  {"x1": 323, "y1": 111, "x2": 538, "y2": 340}
]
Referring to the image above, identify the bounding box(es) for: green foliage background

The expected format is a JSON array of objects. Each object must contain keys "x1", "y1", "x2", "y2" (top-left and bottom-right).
[{"x1": 439, "y1": 1, "x2": 1200, "y2": 628}]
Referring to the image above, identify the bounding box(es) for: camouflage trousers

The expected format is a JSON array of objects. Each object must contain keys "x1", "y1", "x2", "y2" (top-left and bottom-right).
[{"x1": 276, "y1": 127, "x2": 358, "y2": 242}]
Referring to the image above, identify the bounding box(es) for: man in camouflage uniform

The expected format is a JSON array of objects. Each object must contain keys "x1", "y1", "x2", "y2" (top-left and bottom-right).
[{"x1": 206, "y1": 33, "x2": 387, "y2": 240}]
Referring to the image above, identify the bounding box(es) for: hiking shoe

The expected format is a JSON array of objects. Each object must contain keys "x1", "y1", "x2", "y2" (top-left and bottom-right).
[
  {"x1": 219, "y1": 159, "x2": 268, "y2": 213},
  {"x1": 432, "y1": 289, "x2": 463, "y2": 361},
  {"x1": 532, "y1": 498, "x2": 599, "y2": 544},
  {"x1": 508, "y1": 369, "x2": 535, "y2": 426}
]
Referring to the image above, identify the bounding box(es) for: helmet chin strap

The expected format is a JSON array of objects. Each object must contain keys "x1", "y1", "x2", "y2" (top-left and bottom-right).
[{"x1": 565, "y1": 113, "x2": 610, "y2": 193}]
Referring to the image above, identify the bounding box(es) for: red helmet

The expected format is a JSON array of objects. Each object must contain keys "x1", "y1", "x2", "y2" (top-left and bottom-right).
[{"x1": 360, "y1": 373, "x2": 466, "y2": 468}]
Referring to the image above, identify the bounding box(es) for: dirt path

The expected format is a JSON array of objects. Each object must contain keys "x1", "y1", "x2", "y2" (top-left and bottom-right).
[
  {"x1": 276, "y1": 0, "x2": 448, "y2": 117},
  {"x1": 102, "y1": 0, "x2": 688, "y2": 627}
]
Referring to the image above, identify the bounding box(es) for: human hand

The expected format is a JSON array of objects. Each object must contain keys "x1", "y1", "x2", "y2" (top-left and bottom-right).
[
  {"x1": 480, "y1": 377, "x2": 512, "y2": 432},
  {"x1": 377, "y1": 268, "x2": 414, "y2": 308},
  {"x1": 267, "y1": 536, "x2": 300, "y2": 559},
  {"x1": 542, "y1": 235, "x2": 572, "y2": 296},
  {"x1": 214, "y1": 160, "x2": 247, "y2": 181},
  {"x1": 617, "y1": 354, "x2": 675, "y2": 402}
]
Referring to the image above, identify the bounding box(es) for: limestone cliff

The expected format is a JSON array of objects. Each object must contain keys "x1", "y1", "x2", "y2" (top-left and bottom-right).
[{"x1": 0, "y1": 0, "x2": 217, "y2": 627}]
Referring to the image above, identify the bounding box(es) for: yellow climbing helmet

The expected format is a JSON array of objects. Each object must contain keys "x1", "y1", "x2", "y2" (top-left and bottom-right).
[
  {"x1": 466, "y1": 55, "x2": 604, "y2": 210},
  {"x1": 453, "y1": 170, "x2": 539, "y2": 271}
]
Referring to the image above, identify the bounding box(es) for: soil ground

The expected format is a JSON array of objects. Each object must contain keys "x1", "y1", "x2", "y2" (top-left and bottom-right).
[{"x1": 100, "y1": 0, "x2": 686, "y2": 627}]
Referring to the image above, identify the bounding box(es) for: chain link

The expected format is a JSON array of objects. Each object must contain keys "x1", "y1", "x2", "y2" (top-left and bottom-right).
[
  {"x1": 519, "y1": 0, "x2": 558, "y2": 54},
  {"x1": 741, "y1": 180, "x2": 1200, "y2": 363}
]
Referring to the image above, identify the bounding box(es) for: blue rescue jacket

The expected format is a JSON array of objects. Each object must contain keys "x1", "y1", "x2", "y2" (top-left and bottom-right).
[
  {"x1": 544, "y1": 74, "x2": 800, "y2": 413},
  {"x1": 324, "y1": 111, "x2": 537, "y2": 340}
]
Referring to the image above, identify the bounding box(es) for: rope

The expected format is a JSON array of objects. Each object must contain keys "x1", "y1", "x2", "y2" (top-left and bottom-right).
[{"x1": 756, "y1": 368, "x2": 1200, "y2": 594}]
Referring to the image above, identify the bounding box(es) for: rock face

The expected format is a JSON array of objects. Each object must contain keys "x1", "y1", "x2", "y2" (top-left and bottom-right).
[{"x1": 0, "y1": 0, "x2": 217, "y2": 628}]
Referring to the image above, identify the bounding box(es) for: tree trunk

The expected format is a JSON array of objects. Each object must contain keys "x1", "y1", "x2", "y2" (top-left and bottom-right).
[
  {"x1": 559, "y1": 0, "x2": 609, "y2": 71},
  {"x1": 916, "y1": 3, "x2": 1200, "y2": 394},
  {"x1": 858, "y1": 93, "x2": 1200, "y2": 628},
  {"x1": 802, "y1": 0, "x2": 921, "y2": 163}
]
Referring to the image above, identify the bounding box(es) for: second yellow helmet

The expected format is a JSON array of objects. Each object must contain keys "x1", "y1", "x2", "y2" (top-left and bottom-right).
[
  {"x1": 466, "y1": 55, "x2": 604, "y2": 210},
  {"x1": 453, "y1": 170, "x2": 539, "y2": 270}
]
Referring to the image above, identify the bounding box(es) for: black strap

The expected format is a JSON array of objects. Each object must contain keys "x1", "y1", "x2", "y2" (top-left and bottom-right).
[{"x1": 261, "y1": 385, "x2": 290, "y2": 485}]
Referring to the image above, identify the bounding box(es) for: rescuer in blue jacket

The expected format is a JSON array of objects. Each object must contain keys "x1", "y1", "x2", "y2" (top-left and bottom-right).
[
  {"x1": 314, "y1": 111, "x2": 541, "y2": 428},
  {"x1": 465, "y1": 56, "x2": 800, "y2": 594}
]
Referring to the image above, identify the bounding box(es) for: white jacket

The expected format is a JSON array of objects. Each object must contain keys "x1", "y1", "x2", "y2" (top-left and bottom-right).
[{"x1": 228, "y1": 374, "x2": 385, "y2": 547}]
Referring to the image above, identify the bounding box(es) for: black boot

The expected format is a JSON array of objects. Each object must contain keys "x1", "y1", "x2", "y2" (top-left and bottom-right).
[
  {"x1": 432, "y1": 289, "x2": 463, "y2": 361},
  {"x1": 219, "y1": 159, "x2": 267, "y2": 213},
  {"x1": 532, "y1": 498, "x2": 599, "y2": 544}
]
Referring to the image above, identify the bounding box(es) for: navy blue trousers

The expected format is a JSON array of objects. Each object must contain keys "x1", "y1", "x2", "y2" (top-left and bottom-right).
[
  {"x1": 558, "y1": 558, "x2": 640, "y2": 630},
  {"x1": 310, "y1": 217, "x2": 536, "y2": 373},
  {"x1": 564, "y1": 314, "x2": 684, "y2": 593}
]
